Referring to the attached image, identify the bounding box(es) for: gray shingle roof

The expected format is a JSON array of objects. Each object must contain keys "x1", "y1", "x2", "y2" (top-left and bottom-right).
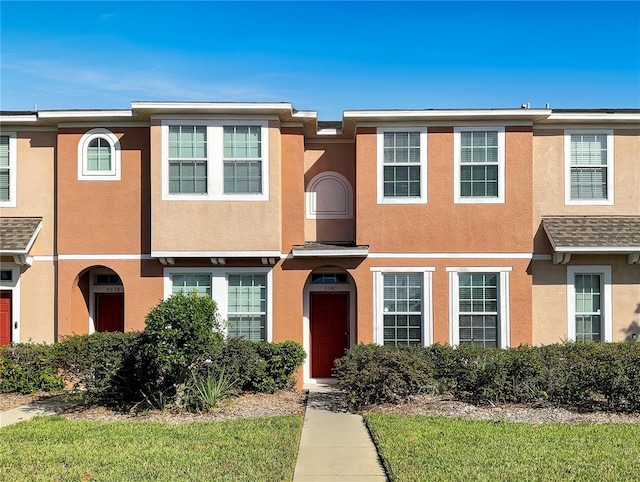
[
  {"x1": 0, "y1": 217, "x2": 43, "y2": 252},
  {"x1": 542, "y1": 216, "x2": 640, "y2": 250}
]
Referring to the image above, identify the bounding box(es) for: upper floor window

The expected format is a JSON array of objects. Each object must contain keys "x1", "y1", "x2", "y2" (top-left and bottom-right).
[
  {"x1": 564, "y1": 130, "x2": 614, "y2": 205},
  {"x1": 169, "y1": 126, "x2": 207, "y2": 194},
  {"x1": 223, "y1": 126, "x2": 263, "y2": 194},
  {"x1": 0, "y1": 133, "x2": 17, "y2": 207},
  {"x1": 454, "y1": 127, "x2": 505, "y2": 204},
  {"x1": 77, "y1": 128, "x2": 121, "y2": 181},
  {"x1": 376, "y1": 127, "x2": 427, "y2": 204},
  {"x1": 162, "y1": 121, "x2": 269, "y2": 201}
]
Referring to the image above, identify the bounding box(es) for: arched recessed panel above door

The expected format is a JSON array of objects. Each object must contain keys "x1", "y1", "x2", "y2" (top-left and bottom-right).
[{"x1": 306, "y1": 171, "x2": 353, "y2": 220}]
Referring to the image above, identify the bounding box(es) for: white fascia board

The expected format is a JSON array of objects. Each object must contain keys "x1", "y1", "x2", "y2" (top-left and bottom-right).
[
  {"x1": 554, "y1": 246, "x2": 640, "y2": 253},
  {"x1": 343, "y1": 109, "x2": 551, "y2": 122},
  {"x1": 38, "y1": 110, "x2": 134, "y2": 119},
  {"x1": 316, "y1": 129, "x2": 343, "y2": 136},
  {"x1": 543, "y1": 113, "x2": 640, "y2": 123},
  {"x1": 132, "y1": 102, "x2": 294, "y2": 117},
  {"x1": 151, "y1": 250, "x2": 282, "y2": 258},
  {"x1": 291, "y1": 110, "x2": 318, "y2": 120},
  {"x1": 0, "y1": 115, "x2": 39, "y2": 123}
]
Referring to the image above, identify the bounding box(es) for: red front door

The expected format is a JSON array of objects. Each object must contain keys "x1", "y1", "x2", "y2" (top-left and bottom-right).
[
  {"x1": 311, "y1": 292, "x2": 349, "y2": 378},
  {"x1": 0, "y1": 291, "x2": 12, "y2": 346},
  {"x1": 95, "y1": 293, "x2": 124, "y2": 332}
]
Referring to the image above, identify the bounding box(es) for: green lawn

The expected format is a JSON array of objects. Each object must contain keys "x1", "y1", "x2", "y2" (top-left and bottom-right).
[
  {"x1": 0, "y1": 415, "x2": 302, "y2": 482},
  {"x1": 365, "y1": 414, "x2": 640, "y2": 482}
]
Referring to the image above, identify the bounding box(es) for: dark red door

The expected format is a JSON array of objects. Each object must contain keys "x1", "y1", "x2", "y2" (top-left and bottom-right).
[
  {"x1": 0, "y1": 291, "x2": 11, "y2": 346},
  {"x1": 95, "y1": 293, "x2": 124, "y2": 332},
  {"x1": 311, "y1": 292, "x2": 349, "y2": 378}
]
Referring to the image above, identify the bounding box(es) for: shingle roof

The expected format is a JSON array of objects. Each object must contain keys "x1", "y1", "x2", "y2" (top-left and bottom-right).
[
  {"x1": 542, "y1": 216, "x2": 640, "y2": 250},
  {"x1": 0, "y1": 217, "x2": 43, "y2": 252}
]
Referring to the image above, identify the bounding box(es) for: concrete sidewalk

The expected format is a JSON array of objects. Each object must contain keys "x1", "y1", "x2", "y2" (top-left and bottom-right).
[
  {"x1": 293, "y1": 384, "x2": 387, "y2": 482},
  {"x1": 0, "y1": 396, "x2": 76, "y2": 428}
]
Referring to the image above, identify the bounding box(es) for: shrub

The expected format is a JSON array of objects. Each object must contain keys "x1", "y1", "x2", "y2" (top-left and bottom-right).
[
  {"x1": 53, "y1": 332, "x2": 141, "y2": 404},
  {"x1": 141, "y1": 292, "x2": 224, "y2": 393},
  {"x1": 0, "y1": 343, "x2": 63, "y2": 394},
  {"x1": 335, "y1": 341, "x2": 640, "y2": 412},
  {"x1": 184, "y1": 367, "x2": 237, "y2": 412},
  {"x1": 334, "y1": 344, "x2": 437, "y2": 410}
]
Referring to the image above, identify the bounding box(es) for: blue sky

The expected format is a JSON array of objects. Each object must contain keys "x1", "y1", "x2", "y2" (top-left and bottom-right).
[{"x1": 2, "y1": 1, "x2": 639, "y2": 119}]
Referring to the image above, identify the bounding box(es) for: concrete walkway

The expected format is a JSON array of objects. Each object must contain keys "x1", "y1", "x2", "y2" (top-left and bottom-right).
[
  {"x1": 0, "y1": 396, "x2": 76, "y2": 428},
  {"x1": 293, "y1": 384, "x2": 388, "y2": 482}
]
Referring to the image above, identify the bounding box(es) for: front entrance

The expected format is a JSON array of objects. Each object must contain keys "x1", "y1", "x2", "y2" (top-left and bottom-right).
[
  {"x1": 0, "y1": 291, "x2": 11, "y2": 346},
  {"x1": 95, "y1": 293, "x2": 124, "y2": 332},
  {"x1": 310, "y1": 292, "x2": 349, "y2": 378}
]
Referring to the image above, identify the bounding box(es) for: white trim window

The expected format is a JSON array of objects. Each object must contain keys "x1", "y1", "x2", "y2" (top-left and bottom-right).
[
  {"x1": 564, "y1": 130, "x2": 614, "y2": 205},
  {"x1": 567, "y1": 266, "x2": 612, "y2": 342},
  {"x1": 0, "y1": 132, "x2": 17, "y2": 207},
  {"x1": 226, "y1": 273, "x2": 267, "y2": 342},
  {"x1": 77, "y1": 128, "x2": 121, "y2": 181},
  {"x1": 372, "y1": 267, "x2": 434, "y2": 346},
  {"x1": 168, "y1": 125, "x2": 208, "y2": 195},
  {"x1": 164, "y1": 267, "x2": 272, "y2": 342},
  {"x1": 161, "y1": 120, "x2": 269, "y2": 201},
  {"x1": 454, "y1": 127, "x2": 505, "y2": 204},
  {"x1": 448, "y1": 267, "x2": 511, "y2": 348},
  {"x1": 376, "y1": 127, "x2": 428, "y2": 204}
]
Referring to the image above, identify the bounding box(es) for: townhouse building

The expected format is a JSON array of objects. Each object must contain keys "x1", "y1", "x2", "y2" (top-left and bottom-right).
[{"x1": 1, "y1": 103, "x2": 638, "y2": 384}]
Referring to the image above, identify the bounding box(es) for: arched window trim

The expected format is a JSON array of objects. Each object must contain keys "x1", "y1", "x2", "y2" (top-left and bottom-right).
[
  {"x1": 77, "y1": 128, "x2": 121, "y2": 181},
  {"x1": 305, "y1": 170, "x2": 353, "y2": 219}
]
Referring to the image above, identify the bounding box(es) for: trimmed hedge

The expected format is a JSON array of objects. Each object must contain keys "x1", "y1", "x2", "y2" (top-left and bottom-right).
[
  {"x1": 334, "y1": 342, "x2": 640, "y2": 412},
  {"x1": 0, "y1": 343, "x2": 64, "y2": 394}
]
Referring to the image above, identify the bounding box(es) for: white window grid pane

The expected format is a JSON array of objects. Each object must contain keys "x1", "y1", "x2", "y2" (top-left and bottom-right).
[
  {"x1": 459, "y1": 273, "x2": 499, "y2": 347},
  {"x1": 87, "y1": 138, "x2": 112, "y2": 171},
  {"x1": 171, "y1": 274, "x2": 212, "y2": 298},
  {"x1": 169, "y1": 161, "x2": 207, "y2": 194},
  {"x1": 383, "y1": 166, "x2": 420, "y2": 197},
  {"x1": 382, "y1": 273, "x2": 422, "y2": 346},
  {"x1": 227, "y1": 315, "x2": 266, "y2": 342},
  {"x1": 571, "y1": 134, "x2": 607, "y2": 166},
  {"x1": 0, "y1": 136, "x2": 9, "y2": 168},
  {"x1": 383, "y1": 132, "x2": 421, "y2": 164},
  {"x1": 223, "y1": 126, "x2": 262, "y2": 159},
  {"x1": 460, "y1": 131, "x2": 499, "y2": 198},
  {"x1": 570, "y1": 167, "x2": 607, "y2": 200},
  {"x1": 223, "y1": 160, "x2": 262, "y2": 194},
  {"x1": 169, "y1": 126, "x2": 207, "y2": 159}
]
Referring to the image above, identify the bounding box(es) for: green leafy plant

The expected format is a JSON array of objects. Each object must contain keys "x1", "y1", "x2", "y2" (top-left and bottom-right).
[{"x1": 185, "y1": 367, "x2": 237, "y2": 412}]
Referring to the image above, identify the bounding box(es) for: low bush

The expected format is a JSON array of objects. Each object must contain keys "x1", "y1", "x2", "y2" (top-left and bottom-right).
[
  {"x1": 53, "y1": 332, "x2": 142, "y2": 404},
  {"x1": 335, "y1": 341, "x2": 640, "y2": 412},
  {"x1": 0, "y1": 343, "x2": 63, "y2": 394},
  {"x1": 334, "y1": 344, "x2": 437, "y2": 411}
]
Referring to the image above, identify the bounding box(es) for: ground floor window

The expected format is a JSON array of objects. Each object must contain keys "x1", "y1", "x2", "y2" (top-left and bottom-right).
[
  {"x1": 227, "y1": 274, "x2": 266, "y2": 342},
  {"x1": 448, "y1": 267, "x2": 511, "y2": 348},
  {"x1": 165, "y1": 267, "x2": 272, "y2": 342},
  {"x1": 567, "y1": 266, "x2": 612, "y2": 342},
  {"x1": 372, "y1": 267, "x2": 434, "y2": 347}
]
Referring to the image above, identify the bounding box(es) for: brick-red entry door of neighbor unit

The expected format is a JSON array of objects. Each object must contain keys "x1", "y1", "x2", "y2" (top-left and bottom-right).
[
  {"x1": 310, "y1": 292, "x2": 349, "y2": 378},
  {"x1": 0, "y1": 291, "x2": 12, "y2": 346},
  {"x1": 95, "y1": 293, "x2": 124, "y2": 332}
]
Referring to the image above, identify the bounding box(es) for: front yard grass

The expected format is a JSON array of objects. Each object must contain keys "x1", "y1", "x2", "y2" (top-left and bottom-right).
[
  {"x1": 0, "y1": 415, "x2": 302, "y2": 482},
  {"x1": 365, "y1": 414, "x2": 640, "y2": 482}
]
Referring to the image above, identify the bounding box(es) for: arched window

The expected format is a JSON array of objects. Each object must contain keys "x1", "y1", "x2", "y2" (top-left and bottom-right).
[{"x1": 78, "y1": 128, "x2": 121, "y2": 181}]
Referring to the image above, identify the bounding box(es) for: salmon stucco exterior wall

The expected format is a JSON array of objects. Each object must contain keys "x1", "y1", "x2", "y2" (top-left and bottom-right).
[{"x1": 1, "y1": 103, "x2": 639, "y2": 388}]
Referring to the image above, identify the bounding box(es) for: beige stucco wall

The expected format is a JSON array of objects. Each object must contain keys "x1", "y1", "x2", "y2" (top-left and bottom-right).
[
  {"x1": 0, "y1": 130, "x2": 56, "y2": 343},
  {"x1": 532, "y1": 129, "x2": 640, "y2": 250},
  {"x1": 533, "y1": 256, "x2": 640, "y2": 345},
  {"x1": 150, "y1": 121, "x2": 282, "y2": 253}
]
